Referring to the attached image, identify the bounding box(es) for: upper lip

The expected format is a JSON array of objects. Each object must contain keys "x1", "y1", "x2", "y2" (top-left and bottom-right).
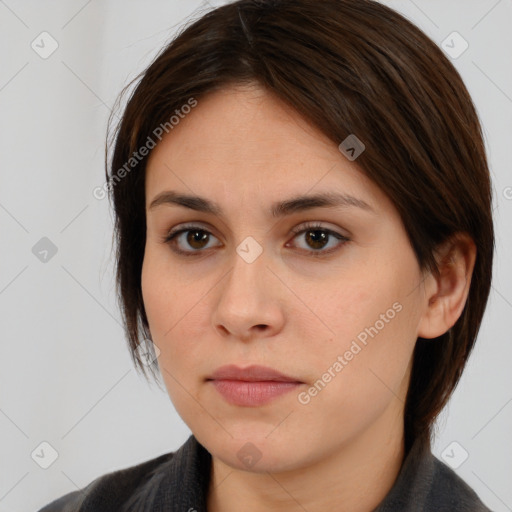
[{"x1": 208, "y1": 364, "x2": 302, "y2": 383}]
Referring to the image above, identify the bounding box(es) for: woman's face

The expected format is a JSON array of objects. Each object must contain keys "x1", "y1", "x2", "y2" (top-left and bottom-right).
[{"x1": 142, "y1": 84, "x2": 428, "y2": 472}]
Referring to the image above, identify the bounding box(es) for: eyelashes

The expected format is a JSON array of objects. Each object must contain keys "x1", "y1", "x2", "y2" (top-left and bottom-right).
[
  {"x1": 162, "y1": 221, "x2": 350, "y2": 258},
  {"x1": 288, "y1": 222, "x2": 350, "y2": 256},
  {"x1": 162, "y1": 224, "x2": 220, "y2": 255}
]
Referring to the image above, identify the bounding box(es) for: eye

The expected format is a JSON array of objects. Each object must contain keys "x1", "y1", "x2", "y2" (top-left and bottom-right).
[
  {"x1": 286, "y1": 222, "x2": 350, "y2": 256},
  {"x1": 162, "y1": 221, "x2": 350, "y2": 258},
  {"x1": 162, "y1": 223, "x2": 221, "y2": 256}
]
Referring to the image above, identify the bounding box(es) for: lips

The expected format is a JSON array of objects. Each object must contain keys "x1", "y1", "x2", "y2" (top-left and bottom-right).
[
  {"x1": 207, "y1": 364, "x2": 302, "y2": 383},
  {"x1": 207, "y1": 364, "x2": 303, "y2": 407}
]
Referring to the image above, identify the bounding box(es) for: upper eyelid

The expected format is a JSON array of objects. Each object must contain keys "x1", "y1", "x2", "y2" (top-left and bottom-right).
[
  {"x1": 289, "y1": 221, "x2": 346, "y2": 234},
  {"x1": 166, "y1": 222, "x2": 348, "y2": 248},
  {"x1": 167, "y1": 221, "x2": 346, "y2": 238},
  {"x1": 167, "y1": 222, "x2": 220, "y2": 239}
]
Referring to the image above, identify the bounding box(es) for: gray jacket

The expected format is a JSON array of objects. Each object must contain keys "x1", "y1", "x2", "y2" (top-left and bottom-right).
[{"x1": 38, "y1": 434, "x2": 492, "y2": 511}]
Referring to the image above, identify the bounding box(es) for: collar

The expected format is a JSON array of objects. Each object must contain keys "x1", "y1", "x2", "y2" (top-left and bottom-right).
[{"x1": 134, "y1": 434, "x2": 488, "y2": 512}]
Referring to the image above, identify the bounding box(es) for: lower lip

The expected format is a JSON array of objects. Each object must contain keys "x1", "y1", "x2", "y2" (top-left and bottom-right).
[{"x1": 209, "y1": 379, "x2": 302, "y2": 406}]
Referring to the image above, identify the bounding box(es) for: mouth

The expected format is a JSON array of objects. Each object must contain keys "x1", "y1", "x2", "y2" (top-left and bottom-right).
[{"x1": 206, "y1": 364, "x2": 304, "y2": 407}]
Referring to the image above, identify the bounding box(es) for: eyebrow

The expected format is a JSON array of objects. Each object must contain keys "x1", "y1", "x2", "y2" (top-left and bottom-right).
[{"x1": 148, "y1": 190, "x2": 376, "y2": 217}]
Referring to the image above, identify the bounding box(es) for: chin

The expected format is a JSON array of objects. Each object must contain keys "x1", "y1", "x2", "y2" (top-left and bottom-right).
[{"x1": 199, "y1": 428, "x2": 307, "y2": 473}]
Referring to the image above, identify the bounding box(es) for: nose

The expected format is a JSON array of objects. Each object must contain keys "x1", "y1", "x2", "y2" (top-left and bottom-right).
[{"x1": 211, "y1": 246, "x2": 285, "y2": 342}]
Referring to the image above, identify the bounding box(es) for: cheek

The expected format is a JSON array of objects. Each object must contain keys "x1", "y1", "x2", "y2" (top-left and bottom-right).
[
  {"x1": 141, "y1": 246, "x2": 198, "y2": 336},
  {"x1": 141, "y1": 254, "x2": 176, "y2": 339},
  {"x1": 301, "y1": 263, "x2": 407, "y2": 351},
  {"x1": 296, "y1": 258, "x2": 421, "y2": 432},
  {"x1": 301, "y1": 290, "x2": 413, "y2": 399},
  {"x1": 141, "y1": 251, "x2": 213, "y2": 386},
  {"x1": 293, "y1": 305, "x2": 417, "y2": 448}
]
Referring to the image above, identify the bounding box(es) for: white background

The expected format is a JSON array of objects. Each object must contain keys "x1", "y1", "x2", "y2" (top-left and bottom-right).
[{"x1": 0, "y1": 1, "x2": 510, "y2": 510}]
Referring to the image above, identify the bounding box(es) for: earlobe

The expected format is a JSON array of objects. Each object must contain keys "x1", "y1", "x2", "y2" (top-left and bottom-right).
[{"x1": 417, "y1": 233, "x2": 477, "y2": 340}]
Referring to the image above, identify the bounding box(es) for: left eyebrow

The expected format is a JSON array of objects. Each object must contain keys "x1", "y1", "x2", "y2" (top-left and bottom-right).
[
  {"x1": 148, "y1": 190, "x2": 377, "y2": 217},
  {"x1": 271, "y1": 192, "x2": 376, "y2": 217}
]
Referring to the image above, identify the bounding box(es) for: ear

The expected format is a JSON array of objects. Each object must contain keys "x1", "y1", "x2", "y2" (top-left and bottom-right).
[{"x1": 417, "y1": 233, "x2": 477, "y2": 339}]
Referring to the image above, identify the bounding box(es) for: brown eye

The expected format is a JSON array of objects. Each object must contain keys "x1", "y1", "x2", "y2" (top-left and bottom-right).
[
  {"x1": 186, "y1": 229, "x2": 210, "y2": 249},
  {"x1": 163, "y1": 225, "x2": 221, "y2": 256},
  {"x1": 304, "y1": 229, "x2": 329, "y2": 250},
  {"x1": 288, "y1": 222, "x2": 350, "y2": 256}
]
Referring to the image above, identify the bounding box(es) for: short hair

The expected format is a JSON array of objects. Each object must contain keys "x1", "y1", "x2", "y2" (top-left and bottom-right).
[{"x1": 105, "y1": 0, "x2": 494, "y2": 454}]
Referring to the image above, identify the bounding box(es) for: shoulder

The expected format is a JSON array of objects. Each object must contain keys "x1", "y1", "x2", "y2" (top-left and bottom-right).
[
  {"x1": 37, "y1": 450, "x2": 175, "y2": 512},
  {"x1": 427, "y1": 456, "x2": 492, "y2": 511},
  {"x1": 375, "y1": 440, "x2": 492, "y2": 511}
]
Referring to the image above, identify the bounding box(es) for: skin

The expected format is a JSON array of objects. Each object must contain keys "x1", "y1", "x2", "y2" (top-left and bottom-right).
[{"x1": 141, "y1": 83, "x2": 476, "y2": 512}]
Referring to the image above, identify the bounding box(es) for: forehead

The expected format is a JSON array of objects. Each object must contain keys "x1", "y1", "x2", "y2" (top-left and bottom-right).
[{"x1": 144, "y1": 85, "x2": 391, "y2": 217}]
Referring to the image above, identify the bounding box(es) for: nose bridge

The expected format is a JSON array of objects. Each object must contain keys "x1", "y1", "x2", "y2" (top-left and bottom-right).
[
  {"x1": 222, "y1": 239, "x2": 268, "y2": 306},
  {"x1": 212, "y1": 239, "x2": 283, "y2": 338}
]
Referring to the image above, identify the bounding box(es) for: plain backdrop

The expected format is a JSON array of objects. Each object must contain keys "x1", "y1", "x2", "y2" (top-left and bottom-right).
[{"x1": 0, "y1": 1, "x2": 511, "y2": 511}]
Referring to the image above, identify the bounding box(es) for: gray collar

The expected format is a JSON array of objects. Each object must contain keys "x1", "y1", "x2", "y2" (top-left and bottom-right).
[{"x1": 125, "y1": 435, "x2": 490, "y2": 512}]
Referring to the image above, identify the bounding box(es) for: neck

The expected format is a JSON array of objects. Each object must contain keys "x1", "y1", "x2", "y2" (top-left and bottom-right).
[{"x1": 206, "y1": 401, "x2": 406, "y2": 512}]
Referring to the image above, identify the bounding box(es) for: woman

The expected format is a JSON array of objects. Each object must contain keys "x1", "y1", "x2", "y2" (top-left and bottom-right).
[{"x1": 40, "y1": 0, "x2": 494, "y2": 510}]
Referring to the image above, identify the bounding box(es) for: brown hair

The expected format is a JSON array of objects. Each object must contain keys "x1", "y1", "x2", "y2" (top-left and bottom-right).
[{"x1": 105, "y1": 0, "x2": 494, "y2": 454}]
